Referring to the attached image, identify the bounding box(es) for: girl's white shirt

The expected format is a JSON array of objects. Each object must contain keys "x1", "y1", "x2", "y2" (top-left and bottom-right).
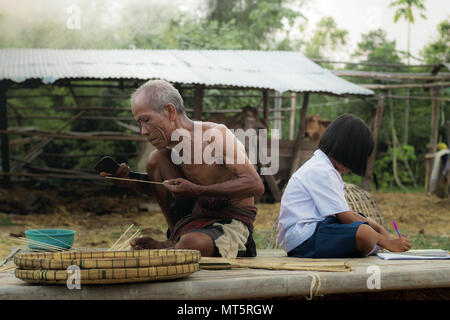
[{"x1": 277, "y1": 149, "x2": 350, "y2": 252}]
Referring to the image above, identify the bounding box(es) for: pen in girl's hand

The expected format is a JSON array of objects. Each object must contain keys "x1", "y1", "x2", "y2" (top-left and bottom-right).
[{"x1": 392, "y1": 220, "x2": 402, "y2": 238}]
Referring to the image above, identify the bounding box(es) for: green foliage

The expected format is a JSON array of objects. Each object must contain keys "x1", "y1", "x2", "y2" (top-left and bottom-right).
[
  {"x1": 352, "y1": 29, "x2": 402, "y2": 66},
  {"x1": 389, "y1": 0, "x2": 427, "y2": 23},
  {"x1": 304, "y1": 17, "x2": 348, "y2": 59},
  {"x1": 410, "y1": 234, "x2": 450, "y2": 250},
  {"x1": 205, "y1": 0, "x2": 303, "y2": 49},
  {"x1": 374, "y1": 144, "x2": 417, "y2": 189},
  {"x1": 421, "y1": 19, "x2": 450, "y2": 63}
]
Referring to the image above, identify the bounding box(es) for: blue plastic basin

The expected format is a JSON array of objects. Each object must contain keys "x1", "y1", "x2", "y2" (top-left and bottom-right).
[{"x1": 25, "y1": 229, "x2": 75, "y2": 250}]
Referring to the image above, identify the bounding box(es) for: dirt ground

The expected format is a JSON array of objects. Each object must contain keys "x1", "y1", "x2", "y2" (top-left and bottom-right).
[{"x1": 0, "y1": 185, "x2": 449, "y2": 260}]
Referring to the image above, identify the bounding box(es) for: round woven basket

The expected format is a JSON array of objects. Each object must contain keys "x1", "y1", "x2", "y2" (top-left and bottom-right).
[
  {"x1": 14, "y1": 249, "x2": 200, "y2": 270},
  {"x1": 14, "y1": 249, "x2": 201, "y2": 285},
  {"x1": 266, "y1": 183, "x2": 385, "y2": 249},
  {"x1": 15, "y1": 263, "x2": 199, "y2": 285},
  {"x1": 343, "y1": 183, "x2": 385, "y2": 227}
]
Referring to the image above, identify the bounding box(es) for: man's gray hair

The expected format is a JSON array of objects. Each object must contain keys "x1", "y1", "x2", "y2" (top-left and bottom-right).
[{"x1": 131, "y1": 79, "x2": 185, "y2": 114}]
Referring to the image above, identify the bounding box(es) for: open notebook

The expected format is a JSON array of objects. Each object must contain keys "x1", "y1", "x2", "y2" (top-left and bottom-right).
[{"x1": 377, "y1": 249, "x2": 450, "y2": 260}]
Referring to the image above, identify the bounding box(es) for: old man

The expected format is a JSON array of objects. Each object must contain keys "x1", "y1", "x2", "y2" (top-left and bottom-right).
[{"x1": 103, "y1": 80, "x2": 264, "y2": 257}]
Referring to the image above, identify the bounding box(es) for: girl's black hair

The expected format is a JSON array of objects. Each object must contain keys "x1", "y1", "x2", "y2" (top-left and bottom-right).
[{"x1": 318, "y1": 114, "x2": 374, "y2": 176}]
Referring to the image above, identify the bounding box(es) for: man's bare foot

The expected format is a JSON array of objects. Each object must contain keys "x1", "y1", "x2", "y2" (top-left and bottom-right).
[
  {"x1": 130, "y1": 237, "x2": 176, "y2": 250},
  {"x1": 382, "y1": 237, "x2": 412, "y2": 252}
]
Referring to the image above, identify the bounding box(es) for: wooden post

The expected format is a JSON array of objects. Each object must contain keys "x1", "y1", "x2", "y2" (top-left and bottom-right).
[
  {"x1": 289, "y1": 92, "x2": 296, "y2": 140},
  {"x1": 290, "y1": 92, "x2": 309, "y2": 176},
  {"x1": 362, "y1": 94, "x2": 384, "y2": 192},
  {"x1": 193, "y1": 85, "x2": 204, "y2": 120},
  {"x1": 403, "y1": 89, "x2": 410, "y2": 145},
  {"x1": 274, "y1": 91, "x2": 282, "y2": 137},
  {"x1": 0, "y1": 82, "x2": 10, "y2": 188},
  {"x1": 430, "y1": 87, "x2": 441, "y2": 155},
  {"x1": 263, "y1": 90, "x2": 270, "y2": 127},
  {"x1": 426, "y1": 87, "x2": 441, "y2": 193}
]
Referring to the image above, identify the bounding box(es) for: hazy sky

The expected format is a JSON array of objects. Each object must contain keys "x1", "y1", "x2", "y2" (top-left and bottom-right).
[
  {"x1": 301, "y1": 0, "x2": 449, "y2": 61},
  {"x1": 1, "y1": 0, "x2": 448, "y2": 62}
]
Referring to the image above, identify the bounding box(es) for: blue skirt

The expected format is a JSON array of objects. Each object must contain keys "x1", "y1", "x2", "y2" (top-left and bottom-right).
[{"x1": 287, "y1": 215, "x2": 369, "y2": 258}]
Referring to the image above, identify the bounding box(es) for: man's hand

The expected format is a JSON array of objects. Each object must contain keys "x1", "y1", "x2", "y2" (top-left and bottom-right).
[
  {"x1": 163, "y1": 178, "x2": 204, "y2": 199},
  {"x1": 100, "y1": 162, "x2": 133, "y2": 189}
]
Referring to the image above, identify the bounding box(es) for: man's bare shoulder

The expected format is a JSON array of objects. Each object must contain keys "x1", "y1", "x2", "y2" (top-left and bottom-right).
[{"x1": 200, "y1": 120, "x2": 229, "y2": 132}]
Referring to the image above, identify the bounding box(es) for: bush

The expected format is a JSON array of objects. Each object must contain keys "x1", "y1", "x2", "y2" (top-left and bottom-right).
[{"x1": 374, "y1": 144, "x2": 417, "y2": 189}]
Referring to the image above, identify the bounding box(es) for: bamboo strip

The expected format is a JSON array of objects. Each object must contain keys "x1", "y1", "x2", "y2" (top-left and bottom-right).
[
  {"x1": 9, "y1": 237, "x2": 67, "y2": 252},
  {"x1": 200, "y1": 257, "x2": 351, "y2": 272},
  {"x1": 11, "y1": 237, "x2": 82, "y2": 253},
  {"x1": 33, "y1": 230, "x2": 75, "y2": 249},
  {"x1": 105, "y1": 176, "x2": 164, "y2": 185},
  {"x1": 0, "y1": 265, "x2": 17, "y2": 273},
  {"x1": 11, "y1": 237, "x2": 67, "y2": 251},
  {"x1": 109, "y1": 224, "x2": 134, "y2": 251},
  {"x1": 115, "y1": 231, "x2": 141, "y2": 250}
]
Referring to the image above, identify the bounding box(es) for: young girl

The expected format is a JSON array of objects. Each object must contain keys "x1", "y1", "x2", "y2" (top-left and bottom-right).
[{"x1": 278, "y1": 114, "x2": 411, "y2": 258}]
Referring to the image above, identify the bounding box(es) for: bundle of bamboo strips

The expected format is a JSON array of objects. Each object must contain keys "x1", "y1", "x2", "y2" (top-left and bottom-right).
[
  {"x1": 0, "y1": 265, "x2": 17, "y2": 274},
  {"x1": 200, "y1": 257, "x2": 352, "y2": 272},
  {"x1": 109, "y1": 224, "x2": 142, "y2": 251},
  {"x1": 8, "y1": 237, "x2": 75, "y2": 252}
]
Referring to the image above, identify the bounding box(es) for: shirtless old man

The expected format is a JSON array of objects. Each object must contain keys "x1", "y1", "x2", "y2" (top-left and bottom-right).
[{"x1": 103, "y1": 80, "x2": 265, "y2": 257}]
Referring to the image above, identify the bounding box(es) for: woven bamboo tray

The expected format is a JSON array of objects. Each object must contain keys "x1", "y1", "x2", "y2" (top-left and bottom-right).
[
  {"x1": 14, "y1": 249, "x2": 200, "y2": 270},
  {"x1": 15, "y1": 263, "x2": 199, "y2": 285}
]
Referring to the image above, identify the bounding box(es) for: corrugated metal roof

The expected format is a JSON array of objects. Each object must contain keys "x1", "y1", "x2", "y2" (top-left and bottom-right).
[{"x1": 0, "y1": 48, "x2": 374, "y2": 95}]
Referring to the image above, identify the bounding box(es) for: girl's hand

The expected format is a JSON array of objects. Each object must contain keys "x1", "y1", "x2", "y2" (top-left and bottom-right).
[{"x1": 383, "y1": 237, "x2": 412, "y2": 252}]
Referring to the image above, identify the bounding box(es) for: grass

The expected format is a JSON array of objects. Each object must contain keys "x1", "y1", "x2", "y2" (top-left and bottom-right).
[
  {"x1": 0, "y1": 214, "x2": 13, "y2": 226},
  {"x1": 410, "y1": 234, "x2": 450, "y2": 250},
  {"x1": 253, "y1": 230, "x2": 272, "y2": 249},
  {"x1": 342, "y1": 174, "x2": 427, "y2": 194}
]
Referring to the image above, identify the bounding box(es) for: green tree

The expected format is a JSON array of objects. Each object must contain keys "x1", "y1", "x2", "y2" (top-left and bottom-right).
[
  {"x1": 390, "y1": 0, "x2": 427, "y2": 146},
  {"x1": 421, "y1": 18, "x2": 450, "y2": 63},
  {"x1": 389, "y1": 0, "x2": 427, "y2": 65},
  {"x1": 205, "y1": 0, "x2": 304, "y2": 50},
  {"x1": 304, "y1": 16, "x2": 348, "y2": 60},
  {"x1": 352, "y1": 29, "x2": 402, "y2": 68}
]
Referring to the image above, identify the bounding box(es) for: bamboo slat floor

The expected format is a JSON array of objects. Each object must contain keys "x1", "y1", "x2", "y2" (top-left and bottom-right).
[{"x1": 1, "y1": 249, "x2": 449, "y2": 300}]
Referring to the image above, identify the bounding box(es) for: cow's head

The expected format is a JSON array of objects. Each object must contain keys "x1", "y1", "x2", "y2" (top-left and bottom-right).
[
  {"x1": 229, "y1": 106, "x2": 267, "y2": 130},
  {"x1": 305, "y1": 114, "x2": 331, "y2": 141}
]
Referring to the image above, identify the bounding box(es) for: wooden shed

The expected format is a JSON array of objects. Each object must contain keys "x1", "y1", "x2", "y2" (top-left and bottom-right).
[{"x1": 0, "y1": 49, "x2": 375, "y2": 200}]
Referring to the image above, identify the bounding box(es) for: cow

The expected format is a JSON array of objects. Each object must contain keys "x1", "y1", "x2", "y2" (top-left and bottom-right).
[
  {"x1": 205, "y1": 106, "x2": 267, "y2": 130},
  {"x1": 305, "y1": 114, "x2": 332, "y2": 142}
]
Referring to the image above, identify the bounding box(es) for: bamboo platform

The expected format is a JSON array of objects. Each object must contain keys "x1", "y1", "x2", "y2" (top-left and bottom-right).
[{"x1": 0, "y1": 249, "x2": 449, "y2": 300}]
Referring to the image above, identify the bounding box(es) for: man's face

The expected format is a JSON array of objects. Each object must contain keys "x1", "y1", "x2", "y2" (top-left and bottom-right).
[{"x1": 131, "y1": 92, "x2": 174, "y2": 150}]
